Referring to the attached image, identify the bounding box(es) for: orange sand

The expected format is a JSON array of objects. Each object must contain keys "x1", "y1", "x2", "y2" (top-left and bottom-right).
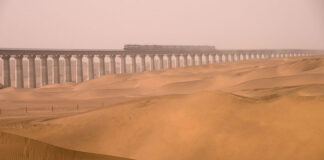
[{"x1": 0, "y1": 56, "x2": 324, "y2": 160}]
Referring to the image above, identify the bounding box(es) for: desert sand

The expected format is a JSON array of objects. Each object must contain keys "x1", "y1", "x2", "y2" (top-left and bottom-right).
[{"x1": 1, "y1": 55, "x2": 324, "y2": 160}]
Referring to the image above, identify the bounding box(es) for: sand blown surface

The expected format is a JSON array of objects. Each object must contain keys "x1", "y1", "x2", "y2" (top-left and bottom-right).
[{"x1": 1, "y1": 56, "x2": 324, "y2": 160}]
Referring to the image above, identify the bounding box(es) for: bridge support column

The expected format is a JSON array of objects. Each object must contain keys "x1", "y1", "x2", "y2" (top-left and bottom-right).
[
  {"x1": 76, "y1": 55, "x2": 83, "y2": 83},
  {"x1": 130, "y1": 55, "x2": 136, "y2": 73},
  {"x1": 167, "y1": 54, "x2": 172, "y2": 68},
  {"x1": 175, "y1": 54, "x2": 180, "y2": 68},
  {"x1": 99, "y1": 55, "x2": 106, "y2": 76},
  {"x1": 40, "y1": 55, "x2": 48, "y2": 86},
  {"x1": 231, "y1": 54, "x2": 235, "y2": 62},
  {"x1": 64, "y1": 55, "x2": 72, "y2": 82},
  {"x1": 87, "y1": 55, "x2": 94, "y2": 79},
  {"x1": 149, "y1": 55, "x2": 155, "y2": 71},
  {"x1": 2, "y1": 55, "x2": 11, "y2": 87},
  {"x1": 120, "y1": 54, "x2": 126, "y2": 73},
  {"x1": 214, "y1": 54, "x2": 218, "y2": 63},
  {"x1": 52, "y1": 55, "x2": 60, "y2": 84},
  {"x1": 109, "y1": 55, "x2": 116, "y2": 74},
  {"x1": 225, "y1": 54, "x2": 229, "y2": 62},
  {"x1": 221, "y1": 54, "x2": 225, "y2": 62},
  {"x1": 198, "y1": 54, "x2": 202, "y2": 65},
  {"x1": 190, "y1": 54, "x2": 196, "y2": 66},
  {"x1": 183, "y1": 54, "x2": 188, "y2": 67},
  {"x1": 158, "y1": 54, "x2": 164, "y2": 70},
  {"x1": 211, "y1": 54, "x2": 215, "y2": 63},
  {"x1": 27, "y1": 55, "x2": 36, "y2": 88},
  {"x1": 205, "y1": 54, "x2": 210, "y2": 64},
  {"x1": 15, "y1": 55, "x2": 24, "y2": 88},
  {"x1": 140, "y1": 55, "x2": 146, "y2": 72}
]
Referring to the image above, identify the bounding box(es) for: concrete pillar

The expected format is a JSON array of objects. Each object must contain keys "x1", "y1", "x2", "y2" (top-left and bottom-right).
[
  {"x1": 204, "y1": 54, "x2": 209, "y2": 64},
  {"x1": 224, "y1": 54, "x2": 229, "y2": 62},
  {"x1": 1, "y1": 55, "x2": 11, "y2": 87},
  {"x1": 175, "y1": 54, "x2": 180, "y2": 68},
  {"x1": 15, "y1": 55, "x2": 24, "y2": 88},
  {"x1": 183, "y1": 54, "x2": 188, "y2": 67},
  {"x1": 140, "y1": 54, "x2": 146, "y2": 72},
  {"x1": 99, "y1": 55, "x2": 106, "y2": 76},
  {"x1": 198, "y1": 54, "x2": 202, "y2": 65},
  {"x1": 27, "y1": 55, "x2": 36, "y2": 88},
  {"x1": 52, "y1": 55, "x2": 60, "y2": 84},
  {"x1": 158, "y1": 54, "x2": 164, "y2": 70},
  {"x1": 191, "y1": 54, "x2": 196, "y2": 66},
  {"x1": 231, "y1": 54, "x2": 235, "y2": 62},
  {"x1": 167, "y1": 54, "x2": 172, "y2": 68},
  {"x1": 257, "y1": 53, "x2": 261, "y2": 59},
  {"x1": 120, "y1": 54, "x2": 126, "y2": 73},
  {"x1": 215, "y1": 54, "x2": 219, "y2": 63},
  {"x1": 211, "y1": 54, "x2": 216, "y2": 64},
  {"x1": 149, "y1": 54, "x2": 155, "y2": 71},
  {"x1": 109, "y1": 55, "x2": 116, "y2": 74},
  {"x1": 40, "y1": 55, "x2": 48, "y2": 86},
  {"x1": 130, "y1": 55, "x2": 136, "y2": 73},
  {"x1": 221, "y1": 54, "x2": 225, "y2": 62},
  {"x1": 64, "y1": 55, "x2": 72, "y2": 82},
  {"x1": 87, "y1": 55, "x2": 94, "y2": 79},
  {"x1": 76, "y1": 55, "x2": 83, "y2": 83}
]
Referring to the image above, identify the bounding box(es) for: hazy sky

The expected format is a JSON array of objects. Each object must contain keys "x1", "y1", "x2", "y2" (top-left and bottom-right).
[{"x1": 0, "y1": 0, "x2": 323, "y2": 50}]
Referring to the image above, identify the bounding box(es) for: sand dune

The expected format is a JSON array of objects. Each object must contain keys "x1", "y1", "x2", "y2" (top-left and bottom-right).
[
  {"x1": 0, "y1": 131, "x2": 132, "y2": 160},
  {"x1": 1, "y1": 55, "x2": 324, "y2": 160}
]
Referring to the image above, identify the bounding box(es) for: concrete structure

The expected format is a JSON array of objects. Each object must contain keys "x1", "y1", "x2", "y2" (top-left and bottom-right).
[
  {"x1": 76, "y1": 55, "x2": 83, "y2": 83},
  {"x1": 0, "y1": 46, "x2": 321, "y2": 88},
  {"x1": 27, "y1": 55, "x2": 36, "y2": 88}
]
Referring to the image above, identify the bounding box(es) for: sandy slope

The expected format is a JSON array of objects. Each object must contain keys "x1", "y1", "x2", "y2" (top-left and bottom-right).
[
  {"x1": 0, "y1": 131, "x2": 132, "y2": 160},
  {"x1": 1, "y1": 55, "x2": 324, "y2": 160}
]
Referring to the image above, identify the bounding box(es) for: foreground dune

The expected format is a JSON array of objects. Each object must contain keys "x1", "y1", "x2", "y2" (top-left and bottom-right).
[
  {"x1": 1, "y1": 55, "x2": 324, "y2": 160},
  {"x1": 0, "y1": 131, "x2": 132, "y2": 160}
]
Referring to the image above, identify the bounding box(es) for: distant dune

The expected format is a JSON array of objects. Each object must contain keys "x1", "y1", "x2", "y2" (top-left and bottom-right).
[{"x1": 1, "y1": 55, "x2": 324, "y2": 160}]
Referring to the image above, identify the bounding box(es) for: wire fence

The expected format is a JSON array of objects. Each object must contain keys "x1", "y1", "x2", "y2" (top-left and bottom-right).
[{"x1": 0, "y1": 103, "x2": 105, "y2": 117}]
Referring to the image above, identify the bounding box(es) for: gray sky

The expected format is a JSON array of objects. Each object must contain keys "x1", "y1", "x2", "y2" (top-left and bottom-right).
[{"x1": 0, "y1": 0, "x2": 323, "y2": 50}]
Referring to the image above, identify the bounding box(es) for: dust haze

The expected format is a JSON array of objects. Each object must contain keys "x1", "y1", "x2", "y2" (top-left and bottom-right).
[
  {"x1": 1, "y1": 1, "x2": 324, "y2": 160},
  {"x1": 0, "y1": 0, "x2": 323, "y2": 49}
]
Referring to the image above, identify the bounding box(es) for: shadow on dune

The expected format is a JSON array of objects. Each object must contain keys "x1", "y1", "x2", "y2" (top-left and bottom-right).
[{"x1": 0, "y1": 131, "x2": 133, "y2": 160}]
